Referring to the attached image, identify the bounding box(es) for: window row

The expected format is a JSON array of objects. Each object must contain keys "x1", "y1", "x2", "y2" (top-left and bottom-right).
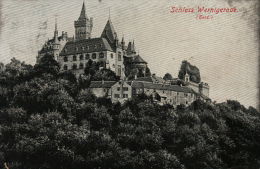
[
  {"x1": 114, "y1": 94, "x2": 128, "y2": 98},
  {"x1": 63, "y1": 63, "x2": 85, "y2": 70},
  {"x1": 63, "y1": 53, "x2": 106, "y2": 62},
  {"x1": 63, "y1": 62, "x2": 106, "y2": 70},
  {"x1": 64, "y1": 44, "x2": 103, "y2": 53},
  {"x1": 63, "y1": 53, "x2": 119, "y2": 62}
]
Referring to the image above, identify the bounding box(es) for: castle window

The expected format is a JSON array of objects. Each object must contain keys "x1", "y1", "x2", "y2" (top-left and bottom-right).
[
  {"x1": 92, "y1": 53, "x2": 96, "y2": 59},
  {"x1": 82, "y1": 47, "x2": 85, "y2": 50},
  {"x1": 87, "y1": 46, "x2": 89, "y2": 50},
  {"x1": 114, "y1": 94, "x2": 120, "y2": 98},
  {"x1": 80, "y1": 54, "x2": 84, "y2": 60},
  {"x1": 123, "y1": 94, "x2": 128, "y2": 98},
  {"x1": 94, "y1": 45, "x2": 97, "y2": 49},
  {"x1": 73, "y1": 55, "x2": 77, "y2": 61},
  {"x1": 64, "y1": 56, "x2": 68, "y2": 62},
  {"x1": 111, "y1": 53, "x2": 113, "y2": 59},
  {"x1": 99, "y1": 52, "x2": 104, "y2": 58},
  {"x1": 117, "y1": 87, "x2": 120, "y2": 91},
  {"x1": 118, "y1": 65, "x2": 121, "y2": 75},
  {"x1": 112, "y1": 64, "x2": 115, "y2": 68},
  {"x1": 100, "y1": 44, "x2": 102, "y2": 48},
  {"x1": 72, "y1": 64, "x2": 77, "y2": 70},
  {"x1": 79, "y1": 63, "x2": 84, "y2": 69},
  {"x1": 118, "y1": 52, "x2": 122, "y2": 61},
  {"x1": 85, "y1": 54, "x2": 90, "y2": 60},
  {"x1": 63, "y1": 65, "x2": 68, "y2": 70},
  {"x1": 76, "y1": 47, "x2": 78, "y2": 51},
  {"x1": 123, "y1": 87, "x2": 128, "y2": 91}
]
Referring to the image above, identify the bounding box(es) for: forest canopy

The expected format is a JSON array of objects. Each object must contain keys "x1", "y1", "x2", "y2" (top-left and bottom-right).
[{"x1": 0, "y1": 56, "x2": 259, "y2": 169}]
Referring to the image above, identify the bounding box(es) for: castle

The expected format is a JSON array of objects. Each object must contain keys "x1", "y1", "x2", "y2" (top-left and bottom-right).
[
  {"x1": 37, "y1": 2, "x2": 210, "y2": 106},
  {"x1": 37, "y1": 2, "x2": 147, "y2": 79}
]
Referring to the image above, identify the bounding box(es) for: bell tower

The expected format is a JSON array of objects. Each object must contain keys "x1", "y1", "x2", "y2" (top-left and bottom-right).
[{"x1": 74, "y1": 2, "x2": 93, "y2": 41}]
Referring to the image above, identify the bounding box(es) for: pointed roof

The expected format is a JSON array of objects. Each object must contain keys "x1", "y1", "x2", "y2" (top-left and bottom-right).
[
  {"x1": 101, "y1": 19, "x2": 117, "y2": 43},
  {"x1": 132, "y1": 55, "x2": 147, "y2": 64},
  {"x1": 79, "y1": 2, "x2": 87, "y2": 20},
  {"x1": 127, "y1": 41, "x2": 136, "y2": 54}
]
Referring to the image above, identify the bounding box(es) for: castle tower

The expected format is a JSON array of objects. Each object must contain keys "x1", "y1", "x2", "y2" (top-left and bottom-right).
[
  {"x1": 126, "y1": 40, "x2": 136, "y2": 55},
  {"x1": 53, "y1": 18, "x2": 60, "y2": 60},
  {"x1": 74, "y1": 2, "x2": 93, "y2": 41}
]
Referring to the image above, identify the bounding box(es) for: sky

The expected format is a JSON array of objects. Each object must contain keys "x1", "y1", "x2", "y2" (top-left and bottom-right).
[{"x1": 0, "y1": 0, "x2": 259, "y2": 108}]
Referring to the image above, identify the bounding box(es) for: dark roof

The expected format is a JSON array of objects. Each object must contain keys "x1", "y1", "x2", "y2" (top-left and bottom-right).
[
  {"x1": 135, "y1": 77, "x2": 153, "y2": 83},
  {"x1": 131, "y1": 81, "x2": 144, "y2": 88},
  {"x1": 132, "y1": 55, "x2": 147, "y2": 64},
  {"x1": 131, "y1": 81, "x2": 194, "y2": 93},
  {"x1": 135, "y1": 75, "x2": 164, "y2": 84},
  {"x1": 89, "y1": 81, "x2": 116, "y2": 88},
  {"x1": 101, "y1": 19, "x2": 117, "y2": 44},
  {"x1": 60, "y1": 38, "x2": 113, "y2": 55}
]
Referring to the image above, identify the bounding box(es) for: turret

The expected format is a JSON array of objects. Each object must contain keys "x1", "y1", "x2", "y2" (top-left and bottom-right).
[
  {"x1": 121, "y1": 36, "x2": 125, "y2": 50},
  {"x1": 74, "y1": 2, "x2": 93, "y2": 41},
  {"x1": 126, "y1": 40, "x2": 136, "y2": 55},
  {"x1": 53, "y1": 18, "x2": 60, "y2": 60},
  {"x1": 114, "y1": 34, "x2": 119, "y2": 47}
]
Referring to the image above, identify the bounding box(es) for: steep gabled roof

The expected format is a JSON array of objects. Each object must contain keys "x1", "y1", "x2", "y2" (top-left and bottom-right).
[
  {"x1": 101, "y1": 19, "x2": 117, "y2": 43},
  {"x1": 132, "y1": 55, "x2": 147, "y2": 64},
  {"x1": 60, "y1": 38, "x2": 113, "y2": 55}
]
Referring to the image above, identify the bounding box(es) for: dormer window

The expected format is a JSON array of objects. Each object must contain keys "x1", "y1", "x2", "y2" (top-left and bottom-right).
[
  {"x1": 99, "y1": 52, "x2": 104, "y2": 58},
  {"x1": 64, "y1": 56, "x2": 68, "y2": 62}
]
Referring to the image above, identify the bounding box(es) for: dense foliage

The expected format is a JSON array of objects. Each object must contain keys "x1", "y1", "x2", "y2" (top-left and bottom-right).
[
  {"x1": 163, "y1": 73, "x2": 173, "y2": 81},
  {"x1": 0, "y1": 56, "x2": 259, "y2": 169},
  {"x1": 178, "y1": 60, "x2": 201, "y2": 83}
]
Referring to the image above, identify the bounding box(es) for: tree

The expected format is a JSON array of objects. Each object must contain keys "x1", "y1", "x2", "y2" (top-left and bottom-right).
[
  {"x1": 163, "y1": 73, "x2": 173, "y2": 81},
  {"x1": 178, "y1": 60, "x2": 201, "y2": 83},
  {"x1": 34, "y1": 53, "x2": 60, "y2": 75}
]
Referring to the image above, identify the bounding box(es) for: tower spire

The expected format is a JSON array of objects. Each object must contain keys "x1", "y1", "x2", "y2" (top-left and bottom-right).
[
  {"x1": 54, "y1": 16, "x2": 58, "y2": 40},
  {"x1": 79, "y1": 1, "x2": 87, "y2": 20}
]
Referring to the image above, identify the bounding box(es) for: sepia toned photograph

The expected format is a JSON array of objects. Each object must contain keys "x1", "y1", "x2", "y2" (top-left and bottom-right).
[{"x1": 0, "y1": 0, "x2": 259, "y2": 168}]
